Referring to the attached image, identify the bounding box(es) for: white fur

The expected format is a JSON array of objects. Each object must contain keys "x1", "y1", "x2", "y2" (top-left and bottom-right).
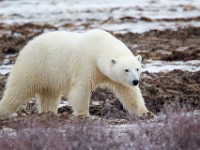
[{"x1": 0, "y1": 29, "x2": 150, "y2": 117}]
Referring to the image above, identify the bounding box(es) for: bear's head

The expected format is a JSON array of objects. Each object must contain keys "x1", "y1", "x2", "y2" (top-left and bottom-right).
[{"x1": 110, "y1": 55, "x2": 142, "y2": 86}]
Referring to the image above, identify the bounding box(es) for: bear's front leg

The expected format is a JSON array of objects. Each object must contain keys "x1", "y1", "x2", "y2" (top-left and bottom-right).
[
  {"x1": 114, "y1": 84, "x2": 154, "y2": 117},
  {"x1": 68, "y1": 84, "x2": 91, "y2": 117}
]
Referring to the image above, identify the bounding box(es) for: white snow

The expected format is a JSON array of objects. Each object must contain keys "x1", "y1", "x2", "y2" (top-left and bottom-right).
[
  {"x1": 0, "y1": 54, "x2": 16, "y2": 75},
  {"x1": 0, "y1": 128, "x2": 16, "y2": 137},
  {"x1": 142, "y1": 60, "x2": 200, "y2": 73},
  {"x1": 92, "y1": 101, "x2": 102, "y2": 106},
  {"x1": 0, "y1": 64, "x2": 13, "y2": 75},
  {"x1": 58, "y1": 101, "x2": 69, "y2": 108},
  {"x1": 0, "y1": 0, "x2": 200, "y2": 33}
]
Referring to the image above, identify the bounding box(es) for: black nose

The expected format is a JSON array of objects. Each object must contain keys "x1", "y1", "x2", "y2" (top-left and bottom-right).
[{"x1": 132, "y1": 80, "x2": 139, "y2": 86}]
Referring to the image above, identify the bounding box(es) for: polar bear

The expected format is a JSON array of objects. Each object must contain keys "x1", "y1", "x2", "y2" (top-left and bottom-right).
[{"x1": 0, "y1": 29, "x2": 152, "y2": 118}]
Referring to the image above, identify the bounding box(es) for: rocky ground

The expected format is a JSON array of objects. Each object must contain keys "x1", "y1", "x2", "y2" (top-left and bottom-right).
[
  {"x1": 0, "y1": 0, "x2": 200, "y2": 149},
  {"x1": 0, "y1": 25, "x2": 199, "y2": 120},
  {"x1": 0, "y1": 26, "x2": 199, "y2": 147}
]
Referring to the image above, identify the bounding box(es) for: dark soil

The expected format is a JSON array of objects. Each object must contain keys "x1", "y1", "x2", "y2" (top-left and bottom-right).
[
  {"x1": 89, "y1": 70, "x2": 200, "y2": 118},
  {"x1": 0, "y1": 23, "x2": 57, "y2": 62},
  {"x1": 115, "y1": 27, "x2": 200, "y2": 61}
]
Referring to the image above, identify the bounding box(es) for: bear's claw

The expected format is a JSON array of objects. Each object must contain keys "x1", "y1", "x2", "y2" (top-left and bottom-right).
[{"x1": 141, "y1": 111, "x2": 156, "y2": 119}]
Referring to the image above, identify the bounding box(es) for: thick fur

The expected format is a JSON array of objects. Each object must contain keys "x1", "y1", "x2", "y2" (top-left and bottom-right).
[{"x1": 0, "y1": 29, "x2": 151, "y2": 117}]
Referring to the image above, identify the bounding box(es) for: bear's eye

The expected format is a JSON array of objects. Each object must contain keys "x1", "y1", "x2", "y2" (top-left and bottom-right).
[
  {"x1": 125, "y1": 69, "x2": 129, "y2": 72},
  {"x1": 136, "y1": 68, "x2": 139, "y2": 71}
]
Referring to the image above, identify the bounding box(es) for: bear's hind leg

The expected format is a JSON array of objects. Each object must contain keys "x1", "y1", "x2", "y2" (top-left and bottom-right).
[
  {"x1": 37, "y1": 94, "x2": 61, "y2": 114},
  {"x1": 68, "y1": 85, "x2": 91, "y2": 117},
  {"x1": 0, "y1": 86, "x2": 32, "y2": 117}
]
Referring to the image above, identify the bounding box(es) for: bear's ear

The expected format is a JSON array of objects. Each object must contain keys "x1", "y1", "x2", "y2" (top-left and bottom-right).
[
  {"x1": 136, "y1": 55, "x2": 142, "y2": 63},
  {"x1": 111, "y1": 59, "x2": 117, "y2": 64}
]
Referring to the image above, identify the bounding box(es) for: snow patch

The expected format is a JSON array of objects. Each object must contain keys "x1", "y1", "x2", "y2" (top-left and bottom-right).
[
  {"x1": 0, "y1": 0, "x2": 200, "y2": 33},
  {"x1": 58, "y1": 101, "x2": 69, "y2": 108},
  {"x1": 142, "y1": 60, "x2": 200, "y2": 73}
]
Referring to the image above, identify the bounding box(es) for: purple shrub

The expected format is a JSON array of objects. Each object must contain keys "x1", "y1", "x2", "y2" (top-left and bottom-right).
[
  {"x1": 0, "y1": 108, "x2": 200, "y2": 150},
  {"x1": 0, "y1": 117, "x2": 124, "y2": 150}
]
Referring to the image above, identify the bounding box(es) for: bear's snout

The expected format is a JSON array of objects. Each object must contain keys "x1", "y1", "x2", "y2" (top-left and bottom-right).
[{"x1": 132, "y1": 80, "x2": 139, "y2": 86}]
